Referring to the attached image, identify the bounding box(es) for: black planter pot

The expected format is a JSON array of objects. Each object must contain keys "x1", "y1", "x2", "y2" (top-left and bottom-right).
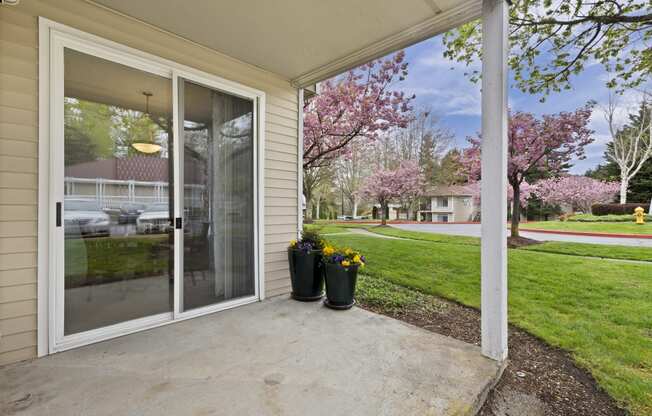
[
  {"x1": 323, "y1": 263, "x2": 358, "y2": 310},
  {"x1": 287, "y1": 249, "x2": 324, "y2": 301}
]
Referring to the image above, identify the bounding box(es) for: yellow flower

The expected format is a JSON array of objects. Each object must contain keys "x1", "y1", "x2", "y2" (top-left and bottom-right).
[
  {"x1": 341, "y1": 260, "x2": 351, "y2": 267},
  {"x1": 344, "y1": 248, "x2": 353, "y2": 256},
  {"x1": 353, "y1": 254, "x2": 361, "y2": 264},
  {"x1": 289, "y1": 240, "x2": 297, "y2": 247},
  {"x1": 323, "y1": 245, "x2": 335, "y2": 256}
]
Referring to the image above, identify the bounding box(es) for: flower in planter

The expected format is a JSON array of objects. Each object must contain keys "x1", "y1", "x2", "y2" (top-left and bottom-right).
[
  {"x1": 323, "y1": 246, "x2": 366, "y2": 269},
  {"x1": 288, "y1": 229, "x2": 326, "y2": 253}
]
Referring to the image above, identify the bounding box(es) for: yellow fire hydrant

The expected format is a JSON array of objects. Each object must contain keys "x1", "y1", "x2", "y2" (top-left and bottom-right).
[{"x1": 634, "y1": 206, "x2": 645, "y2": 225}]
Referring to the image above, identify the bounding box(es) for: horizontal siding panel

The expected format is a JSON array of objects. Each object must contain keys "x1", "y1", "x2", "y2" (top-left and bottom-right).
[
  {"x1": 0, "y1": 205, "x2": 37, "y2": 221},
  {"x1": 0, "y1": 252, "x2": 37, "y2": 271},
  {"x1": 0, "y1": 74, "x2": 38, "y2": 97},
  {"x1": 0, "y1": 283, "x2": 36, "y2": 304},
  {"x1": 266, "y1": 123, "x2": 297, "y2": 138},
  {"x1": 0, "y1": 299, "x2": 36, "y2": 319},
  {"x1": 0, "y1": 89, "x2": 37, "y2": 112},
  {"x1": 0, "y1": 314, "x2": 36, "y2": 336},
  {"x1": 266, "y1": 178, "x2": 297, "y2": 190},
  {"x1": 0, "y1": 19, "x2": 37, "y2": 48},
  {"x1": 265, "y1": 223, "x2": 296, "y2": 235},
  {"x1": 266, "y1": 140, "x2": 296, "y2": 155},
  {"x1": 0, "y1": 346, "x2": 36, "y2": 366},
  {"x1": 0, "y1": 55, "x2": 37, "y2": 81},
  {"x1": 264, "y1": 187, "x2": 296, "y2": 199},
  {"x1": 0, "y1": 122, "x2": 37, "y2": 142},
  {"x1": 0, "y1": 331, "x2": 36, "y2": 354},
  {"x1": 266, "y1": 105, "x2": 297, "y2": 121},
  {"x1": 0, "y1": 155, "x2": 38, "y2": 173},
  {"x1": 266, "y1": 113, "x2": 297, "y2": 129},
  {"x1": 265, "y1": 260, "x2": 289, "y2": 273},
  {"x1": 266, "y1": 276, "x2": 291, "y2": 290},
  {"x1": 0, "y1": 221, "x2": 37, "y2": 238},
  {"x1": 0, "y1": 172, "x2": 37, "y2": 189},
  {"x1": 267, "y1": 95, "x2": 297, "y2": 113},
  {"x1": 0, "y1": 237, "x2": 37, "y2": 254},
  {"x1": 265, "y1": 206, "x2": 298, "y2": 217},
  {"x1": 265, "y1": 242, "x2": 290, "y2": 254},
  {"x1": 0, "y1": 138, "x2": 38, "y2": 157},
  {"x1": 266, "y1": 285, "x2": 291, "y2": 299},
  {"x1": 265, "y1": 160, "x2": 296, "y2": 172},
  {"x1": 0, "y1": 6, "x2": 37, "y2": 28},
  {"x1": 0, "y1": 38, "x2": 37, "y2": 63},
  {"x1": 265, "y1": 251, "x2": 289, "y2": 263},
  {"x1": 266, "y1": 270, "x2": 290, "y2": 283},
  {"x1": 0, "y1": 268, "x2": 36, "y2": 287},
  {"x1": 0, "y1": 189, "x2": 37, "y2": 205},
  {"x1": 265, "y1": 232, "x2": 296, "y2": 245},
  {"x1": 264, "y1": 168, "x2": 296, "y2": 181},
  {"x1": 267, "y1": 131, "x2": 297, "y2": 145},
  {"x1": 0, "y1": 106, "x2": 37, "y2": 126},
  {"x1": 266, "y1": 150, "x2": 296, "y2": 164},
  {"x1": 265, "y1": 215, "x2": 297, "y2": 226},
  {"x1": 265, "y1": 197, "x2": 297, "y2": 208}
]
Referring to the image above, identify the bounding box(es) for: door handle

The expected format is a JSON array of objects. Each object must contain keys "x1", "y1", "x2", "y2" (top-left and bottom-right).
[
  {"x1": 175, "y1": 217, "x2": 183, "y2": 229},
  {"x1": 56, "y1": 202, "x2": 62, "y2": 227}
]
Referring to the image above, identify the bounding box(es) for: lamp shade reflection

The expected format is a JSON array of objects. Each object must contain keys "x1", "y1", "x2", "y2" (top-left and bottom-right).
[{"x1": 132, "y1": 142, "x2": 162, "y2": 154}]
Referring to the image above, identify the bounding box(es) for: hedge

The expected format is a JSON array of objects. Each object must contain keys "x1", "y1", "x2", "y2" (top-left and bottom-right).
[
  {"x1": 591, "y1": 203, "x2": 650, "y2": 216},
  {"x1": 568, "y1": 213, "x2": 652, "y2": 222}
]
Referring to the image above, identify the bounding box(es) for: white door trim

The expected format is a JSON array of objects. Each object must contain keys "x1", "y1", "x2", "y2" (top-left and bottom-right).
[{"x1": 37, "y1": 17, "x2": 266, "y2": 355}]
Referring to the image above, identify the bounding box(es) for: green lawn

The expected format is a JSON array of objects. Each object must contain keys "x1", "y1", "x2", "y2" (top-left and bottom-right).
[
  {"x1": 523, "y1": 241, "x2": 652, "y2": 262},
  {"x1": 522, "y1": 220, "x2": 652, "y2": 235},
  {"x1": 324, "y1": 231, "x2": 652, "y2": 415}
]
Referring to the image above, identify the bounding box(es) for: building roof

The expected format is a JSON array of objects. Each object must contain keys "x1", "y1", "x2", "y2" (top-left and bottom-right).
[{"x1": 424, "y1": 185, "x2": 474, "y2": 197}]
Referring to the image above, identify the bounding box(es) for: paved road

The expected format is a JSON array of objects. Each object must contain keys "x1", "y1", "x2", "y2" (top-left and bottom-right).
[{"x1": 391, "y1": 223, "x2": 652, "y2": 247}]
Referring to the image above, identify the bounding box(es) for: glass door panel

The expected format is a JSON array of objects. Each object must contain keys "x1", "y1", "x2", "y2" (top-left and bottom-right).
[
  {"x1": 181, "y1": 79, "x2": 255, "y2": 312},
  {"x1": 62, "y1": 48, "x2": 174, "y2": 335}
]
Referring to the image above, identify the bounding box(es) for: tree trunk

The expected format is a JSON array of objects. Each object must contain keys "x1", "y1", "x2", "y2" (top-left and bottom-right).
[
  {"x1": 381, "y1": 202, "x2": 387, "y2": 226},
  {"x1": 352, "y1": 198, "x2": 358, "y2": 218},
  {"x1": 619, "y1": 177, "x2": 628, "y2": 204},
  {"x1": 315, "y1": 196, "x2": 321, "y2": 219},
  {"x1": 511, "y1": 184, "x2": 520, "y2": 238},
  {"x1": 303, "y1": 182, "x2": 313, "y2": 221}
]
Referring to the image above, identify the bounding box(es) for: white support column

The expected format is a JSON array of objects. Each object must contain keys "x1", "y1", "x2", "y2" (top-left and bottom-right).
[
  {"x1": 297, "y1": 88, "x2": 304, "y2": 238},
  {"x1": 481, "y1": 0, "x2": 509, "y2": 361}
]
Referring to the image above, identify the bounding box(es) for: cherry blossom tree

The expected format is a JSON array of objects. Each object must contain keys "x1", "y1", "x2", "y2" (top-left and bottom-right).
[
  {"x1": 303, "y1": 51, "x2": 414, "y2": 170},
  {"x1": 532, "y1": 176, "x2": 620, "y2": 213},
  {"x1": 302, "y1": 51, "x2": 414, "y2": 218},
  {"x1": 358, "y1": 161, "x2": 425, "y2": 225},
  {"x1": 466, "y1": 181, "x2": 533, "y2": 218},
  {"x1": 462, "y1": 105, "x2": 594, "y2": 237}
]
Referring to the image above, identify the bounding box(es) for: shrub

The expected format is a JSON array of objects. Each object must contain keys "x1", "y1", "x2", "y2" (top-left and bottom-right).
[
  {"x1": 591, "y1": 203, "x2": 650, "y2": 216},
  {"x1": 568, "y1": 213, "x2": 652, "y2": 222}
]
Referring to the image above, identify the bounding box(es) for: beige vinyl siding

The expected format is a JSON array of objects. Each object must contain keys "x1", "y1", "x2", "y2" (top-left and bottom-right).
[{"x1": 0, "y1": 0, "x2": 298, "y2": 365}]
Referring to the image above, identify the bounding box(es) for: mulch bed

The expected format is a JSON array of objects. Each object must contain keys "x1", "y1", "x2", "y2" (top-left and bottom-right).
[{"x1": 358, "y1": 294, "x2": 627, "y2": 416}]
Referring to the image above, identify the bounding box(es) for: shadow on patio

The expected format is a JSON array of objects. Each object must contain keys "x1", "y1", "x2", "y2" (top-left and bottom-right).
[{"x1": 1, "y1": 297, "x2": 502, "y2": 415}]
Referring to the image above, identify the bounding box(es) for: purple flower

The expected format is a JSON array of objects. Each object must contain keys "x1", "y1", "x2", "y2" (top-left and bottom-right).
[{"x1": 332, "y1": 254, "x2": 345, "y2": 263}]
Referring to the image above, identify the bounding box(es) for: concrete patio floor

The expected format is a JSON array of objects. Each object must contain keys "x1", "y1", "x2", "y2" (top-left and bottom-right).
[{"x1": 1, "y1": 297, "x2": 502, "y2": 416}]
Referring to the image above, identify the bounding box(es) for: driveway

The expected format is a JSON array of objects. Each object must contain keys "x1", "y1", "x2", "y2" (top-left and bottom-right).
[{"x1": 391, "y1": 223, "x2": 652, "y2": 247}]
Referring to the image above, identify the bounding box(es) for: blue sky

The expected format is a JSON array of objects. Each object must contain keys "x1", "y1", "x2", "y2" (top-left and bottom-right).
[{"x1": 398, "y1": 35, "x2": 648, "y2": 174}]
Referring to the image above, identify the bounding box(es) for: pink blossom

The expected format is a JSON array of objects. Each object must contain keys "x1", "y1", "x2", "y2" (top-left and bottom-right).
[
  {"x1": 358, "y1": 161, "x2": 425, "y2": 225},
  {"x1": 461, "y1": 105, "x2": 594, "y2": 236},
  {"x1": 532, "y1": 176, "x2": 619, "y2": 213},
  {"x1": 303, "y1": 51, "x2": 414, "y2": 169}
]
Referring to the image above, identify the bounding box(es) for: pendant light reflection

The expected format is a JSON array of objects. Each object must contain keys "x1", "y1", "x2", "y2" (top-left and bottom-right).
[{"x1": 132, "y1": 91, "x2": 162, "y2": 154}]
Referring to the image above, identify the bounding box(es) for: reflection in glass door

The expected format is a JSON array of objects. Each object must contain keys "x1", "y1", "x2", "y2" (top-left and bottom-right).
[
  {"x1": 180, "y1": 79, "x2": 255, "y2": 312},
  {"x1": 62, "y1": 48, "x2": 174, "y2": 335}
]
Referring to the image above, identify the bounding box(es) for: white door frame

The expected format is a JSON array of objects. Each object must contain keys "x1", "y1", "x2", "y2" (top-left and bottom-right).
[{"x1": 38, "y1": 18, "x2": 266, "y2": 355}]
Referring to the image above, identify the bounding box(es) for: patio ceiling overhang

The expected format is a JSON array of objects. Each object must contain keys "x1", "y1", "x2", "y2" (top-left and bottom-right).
[{"x1": 89, "y1": 0, "x2": 482, "y2": 87}]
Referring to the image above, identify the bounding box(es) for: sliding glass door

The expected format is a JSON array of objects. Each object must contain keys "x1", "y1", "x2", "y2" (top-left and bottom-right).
[
  {"x1": 178, "y1": 79, "x2": 256, "y2": 314},
  {"x1": 50, "y1": 32, "x2": 261, "y2": 351},
  {"x1": 62, "y1": 48, "x2": 174, "y2": 336}
]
